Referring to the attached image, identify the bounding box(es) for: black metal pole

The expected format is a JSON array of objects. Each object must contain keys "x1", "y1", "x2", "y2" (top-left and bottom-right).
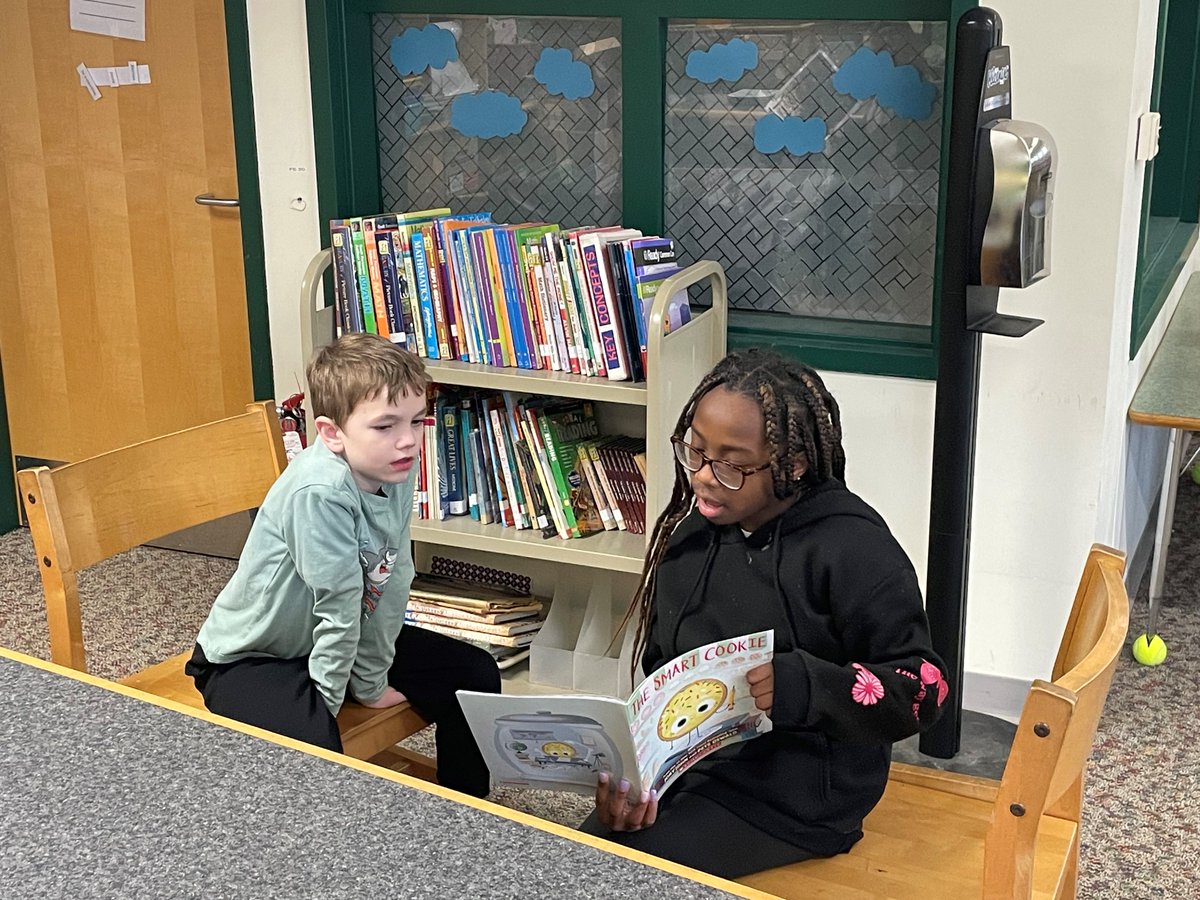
[{"x1": 920, "y1": 8, "x2": 1002, "y2": 759}]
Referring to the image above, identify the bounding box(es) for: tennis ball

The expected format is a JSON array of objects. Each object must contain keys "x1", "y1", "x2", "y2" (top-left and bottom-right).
[
  {"x1": 1132, "y1": 633, "x2": 1168, "y2": 666},
  {"x1": 1191, "y1": 463, "x2": 1200, "y2": 486}
]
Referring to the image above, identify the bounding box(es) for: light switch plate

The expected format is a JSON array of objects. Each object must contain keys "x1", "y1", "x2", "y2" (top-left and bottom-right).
[{"x1": 1136, "y1": 112, "x2": 1162, "y2": 161}]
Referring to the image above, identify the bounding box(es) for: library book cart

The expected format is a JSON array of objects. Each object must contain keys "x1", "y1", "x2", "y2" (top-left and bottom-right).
[{"x1": 301, "y1": 252, "x2": 728, "y2": 699}]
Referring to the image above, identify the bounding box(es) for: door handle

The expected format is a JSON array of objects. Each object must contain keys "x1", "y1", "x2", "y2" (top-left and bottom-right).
[{"x1": 195, "y1": 193, "x2": 239, "y2": 208}]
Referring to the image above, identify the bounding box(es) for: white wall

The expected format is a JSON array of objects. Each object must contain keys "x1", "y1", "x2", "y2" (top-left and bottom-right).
[
  {"x1": 245, "y1": 0, "x2": 322, "y2": 401},
  {"x1": 246, "y1": 1, "x2": 1183, "y2": 715}
]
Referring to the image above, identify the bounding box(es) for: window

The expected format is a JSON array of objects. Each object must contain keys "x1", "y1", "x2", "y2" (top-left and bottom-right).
[
  {"x1": 1131, "y1": 0, "x2": 1200, "y2": 357},
  {"x1": 308, "y1": 1, "x2": 952, "y2": 377}
]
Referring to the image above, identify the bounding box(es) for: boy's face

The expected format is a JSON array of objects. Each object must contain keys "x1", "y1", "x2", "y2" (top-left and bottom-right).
[
  {"x1": 687, "y1": 386, "x2": 803, "y2": 533},
  {"x1": 315, "y1": 388, "x2": 427, "y2": 494}
]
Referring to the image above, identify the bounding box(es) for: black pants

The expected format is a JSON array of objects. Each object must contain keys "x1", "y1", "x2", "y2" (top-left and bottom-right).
[
  {"x1": 186, "y1": 625, "x2": 500, "y2": 797},
  {"x1": 579, "y1": 791, "x2": 838, "y2": 880}
]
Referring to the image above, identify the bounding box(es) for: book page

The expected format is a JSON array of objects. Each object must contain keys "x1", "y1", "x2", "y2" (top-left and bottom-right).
[
  {"x1": 457, "y1": 691, "x2": 639, "y2": 796},
  {"x1": 626, "y1": 630, "x2": 774, "y2": 797}
]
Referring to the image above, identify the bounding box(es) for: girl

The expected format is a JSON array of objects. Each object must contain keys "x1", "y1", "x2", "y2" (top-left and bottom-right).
[{"x1": 581, "y1": 348, "x2": 947, "y2": 879}]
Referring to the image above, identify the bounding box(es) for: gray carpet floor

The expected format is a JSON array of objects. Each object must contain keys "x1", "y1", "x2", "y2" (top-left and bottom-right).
[{"x1": 2, "y1": 480, "x2": 1198, "y2": 897}]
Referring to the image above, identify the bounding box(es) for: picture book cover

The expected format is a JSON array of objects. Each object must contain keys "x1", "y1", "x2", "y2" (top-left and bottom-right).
[{"x1": 457, "y1": 630, "x2": 773, "y2": 797}]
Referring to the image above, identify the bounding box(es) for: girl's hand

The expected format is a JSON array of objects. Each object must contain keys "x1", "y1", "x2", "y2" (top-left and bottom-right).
[
  {"x1": 747, "y1": 662, "x2": 774, "y2": 715},
  {"x1": 360, "y1": 686, "x2": 408, "y2": 709},
  {"x1": 595, "y1": 771, "x2": 658, "y2": 832}
]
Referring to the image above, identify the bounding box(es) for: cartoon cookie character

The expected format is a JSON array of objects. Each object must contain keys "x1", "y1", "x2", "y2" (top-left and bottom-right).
[
  {"x1": 658, "y1": 678, "x2": 728, "y2": 741},
  {"x1": 541, "y1": 741, "x2": 577, "y2": 760}
]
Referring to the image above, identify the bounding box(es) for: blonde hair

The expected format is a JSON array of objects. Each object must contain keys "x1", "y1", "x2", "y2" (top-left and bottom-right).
[{"x1": 306, "y1": 332, "x2": 429, "y2": 425}]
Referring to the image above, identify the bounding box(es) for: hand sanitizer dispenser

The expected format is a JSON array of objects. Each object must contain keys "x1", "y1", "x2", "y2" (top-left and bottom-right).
[
  {"x1": 964, "y1": 44, "x2": 1057, "y2": 336},
  {"x1": 976, "y1": 120, "x2": 1055, "y2": 288}
]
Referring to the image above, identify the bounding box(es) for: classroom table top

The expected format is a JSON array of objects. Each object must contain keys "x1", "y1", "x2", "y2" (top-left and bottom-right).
[
  {"x1": 0, "y1": 649, "x2": 761, "y2": 900},
  {"x1": 1129, "y1": 272, "x2": 1200, "y2": 429}
]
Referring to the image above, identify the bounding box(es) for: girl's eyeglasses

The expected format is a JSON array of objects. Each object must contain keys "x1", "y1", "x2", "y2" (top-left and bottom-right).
[{"x1": 671, "y1": 436, "x2": 771, "y2": 491}]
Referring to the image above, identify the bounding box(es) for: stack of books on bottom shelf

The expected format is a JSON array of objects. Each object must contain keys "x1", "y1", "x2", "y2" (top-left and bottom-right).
[{"x1": 404, "y1": 571, "x2": 546, "y2": 670}]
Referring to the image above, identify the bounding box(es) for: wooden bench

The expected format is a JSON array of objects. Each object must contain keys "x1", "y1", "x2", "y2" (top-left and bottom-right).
[
  {"x1": 737, "y1": 544, "x2": 1130, "y2": 900},
  {"x1": 19, "y1": 401, "x2": 434, "y2": 780}
]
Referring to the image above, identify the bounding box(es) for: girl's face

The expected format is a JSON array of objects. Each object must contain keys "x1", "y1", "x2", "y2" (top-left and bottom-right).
[{"x1": 686, "y1": 386, "x2": 804, "y2": 533}]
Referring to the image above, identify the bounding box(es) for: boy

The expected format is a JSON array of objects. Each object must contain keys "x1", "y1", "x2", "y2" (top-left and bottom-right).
[{"x1": 186, "y1": 332, "x2": 500, "y2": 797}]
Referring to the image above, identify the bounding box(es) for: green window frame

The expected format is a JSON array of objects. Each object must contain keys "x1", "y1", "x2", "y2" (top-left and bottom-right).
[
  {"x1": 306, "y1": 0, "x2": 957, "y2": 378},
  {"x1": 1132, "y1": 0, "x2": 1200, "y2": 357}
]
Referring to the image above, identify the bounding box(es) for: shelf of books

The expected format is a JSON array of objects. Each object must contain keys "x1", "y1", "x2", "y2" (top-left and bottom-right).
[{"x1": 299, "y1": 210, "x2": 728, "y2": 696}]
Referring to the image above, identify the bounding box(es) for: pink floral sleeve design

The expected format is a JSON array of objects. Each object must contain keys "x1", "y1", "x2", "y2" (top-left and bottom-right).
[
  {"x1": 850, "y1": 663, "x2": 885, "y2": 706},
  {"x1": 921, "y1": 660, "x2": 949, "y2": 706}
]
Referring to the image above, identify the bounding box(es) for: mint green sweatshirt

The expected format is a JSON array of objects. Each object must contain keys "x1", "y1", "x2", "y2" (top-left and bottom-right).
[{"x1": 196, "y1": 439, "x2": 415, "y2": 714}]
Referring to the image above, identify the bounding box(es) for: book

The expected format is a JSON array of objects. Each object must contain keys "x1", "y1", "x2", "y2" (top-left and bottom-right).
[
  {"x1": 583, "y1": 440, "x2": 626, "y2": 531},
  {"x1": 575, "y1": 443, "x2": 615, "y2": 531},
  {"x1": 404, "y1": 609, "x2": 545, "y2": 637},
  {"x1": 362, "y1": 217, "x2": 390, "y2": 339},
  {"x1": 410, "y1": 229, "x2": 440, "y2": 358},
  {"x1": 406, "y1": 598, "x2": 543, "y2": 624},
  {"x1": 408, "y1": 571, "x2": 536, "y2": 609},
  {"x1": 347, "y1": 218, "x2": 378, "y2": 334},
  {"x1": 578, "y1": 228, "x2": 642, "y2": 380},
  {"x1": 329, "y1": 222, "x2": 363, "y2": 335},
  {"x1": 374, "y1": 229, "x2": 408, "y2": 346},
  {"x1": 435, "y1": 391, "x2": 467, "y2": 516},
  {"x1": 413, "y1": 619, "x2": 538, "y2": 648},
  {"x1": 457, "y1": 629, "x2": 774, "y2": 796}
]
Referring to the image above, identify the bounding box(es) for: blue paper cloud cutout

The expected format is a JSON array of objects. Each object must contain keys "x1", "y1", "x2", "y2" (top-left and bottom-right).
[
  {"x1": 831, "y1": 47, "x2": 937, "y2": 120},
  {"x1": 390, "y1": 24, "x2": 458, "y2": 76},
  {"x1": 754, "y1": 115, "x2": 827, "y2": 156},
  {"x1": 685, "y1": 38, "x2": 759, "y2": 84},
  {"x1": 450, "y1": 91, "x2": 528, "y2": 138},
  {"x1": 533, "y1": 48, "x2": 595, "y2": 100}
]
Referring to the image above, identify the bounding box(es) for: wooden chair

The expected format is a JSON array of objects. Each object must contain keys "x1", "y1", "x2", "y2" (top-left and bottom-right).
[
  {"x1": 18, "y1": 401, "x2": 433, "y2": 777},
  {"x1": 738, "y1": 544, "x2": 1130, "y2": 900}
]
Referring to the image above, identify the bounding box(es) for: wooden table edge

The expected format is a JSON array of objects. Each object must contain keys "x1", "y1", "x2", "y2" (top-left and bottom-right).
[{"x1": 1127, "y1": 410, "x2": 1200, "y2": 429}]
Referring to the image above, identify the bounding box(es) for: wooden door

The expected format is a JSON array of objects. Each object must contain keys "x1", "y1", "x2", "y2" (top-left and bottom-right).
[{"x1": 0, "y1": 0, "x2": 254, "y2": 464}]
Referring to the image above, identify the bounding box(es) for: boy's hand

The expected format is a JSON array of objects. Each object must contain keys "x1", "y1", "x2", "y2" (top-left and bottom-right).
[
  {"x1": 595, "y1": 772, "x2": 658, "y2": 832},
  {"x1": 747, "y1": 662, "x2": 774, "y2": 716},
  {"x1": 360, "y1": 686, "x2": 408, "y2": 709}
]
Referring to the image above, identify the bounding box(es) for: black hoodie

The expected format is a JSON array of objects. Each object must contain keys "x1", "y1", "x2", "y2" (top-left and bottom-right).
[{"x1": 643, "y1": 479, "x2": 947, "y2": 853}]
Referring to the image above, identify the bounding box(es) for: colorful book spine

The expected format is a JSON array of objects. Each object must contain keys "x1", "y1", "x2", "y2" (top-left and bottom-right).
[
  {"x1": 375, "y1": 229, "x2": 407, "y2": 346},
  {"x1": 478, "y1": 398, "x2": 512, "y2": 526},
  {"x1": 585, "y1": 441, "x2": 626, "y2": 531},
  {"x1": 482, "y1": 229, "x2": 517, "y2": 367},
  {"x1": 469, "y1": 229, "x2": 503, "y2": 367},
  {"x1": 395, "y1": 229, "x2": 423, "y2": 353},
  {"x1": 606, "y1": 241, "x2": 645, "y2": 382},
  {"x1": 419, "y1": 224, "x2": 452, "y2": 359},
  {"x1": 576, "y1": 443, "x2": 616, "y2": 531},
  {"x1": 545, "y1": 234, "x2": 582, "y2": 374},
  {"x1": 504, "y1": 228, "x2": 542, "y2": 370},
  {"x1": 362, "y1": 218, "x2": 390, "y2": 339},
  {"x1": 348, "y1": 219, "x2": 378, "y2": 334},
  {"x1": 533, "y1": 407, "x2": 579, "y2": 538},
  {"x1": 329, "y1": 222, "x2": 362, "y2": 335},
  {"x1": 485, "y1": 399, "x2": 525, "y2": 528},
  {"x1": 579, "y1": 234, "x2": 631, "y2": 381},
  {"x1": 410, "y1": 229, "x2": 440, "y2": 359},
  {"x1": 565, "y1": 237, "x2": 603, "y2": 376},
  {"x1": 526, "y1": 243, "x2": 565, "y2": 370}
]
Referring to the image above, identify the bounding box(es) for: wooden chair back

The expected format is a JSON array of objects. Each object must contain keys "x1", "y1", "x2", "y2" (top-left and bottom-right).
[
  {"x1": 737, "y1": 544, "x2": 1129, "y2": 899},
  {"x1": 18, "y1": 401, "x2": 287, "y2": 672},
  {"x1": 983, "y1": 544, "x2": 1129, "y2": 897}
]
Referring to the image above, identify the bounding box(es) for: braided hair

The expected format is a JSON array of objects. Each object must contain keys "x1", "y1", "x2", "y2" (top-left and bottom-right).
[{"x1": 617, "y1": 348, "x2": 846, "y2": 676}]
